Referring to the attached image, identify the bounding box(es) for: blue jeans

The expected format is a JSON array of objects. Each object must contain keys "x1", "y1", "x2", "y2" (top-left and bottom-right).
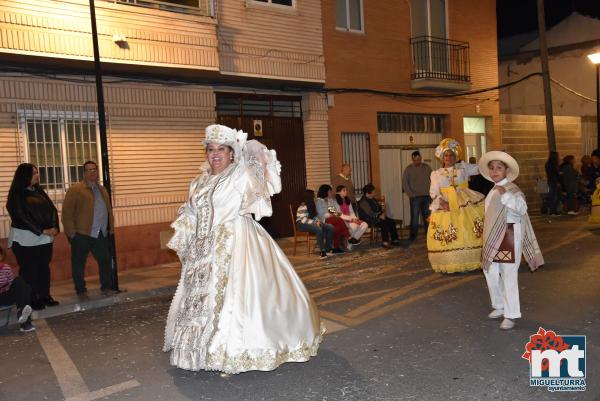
[
  {"x1": 296, "y1": 221, "x2": 334, "y2": 251},
  {"x1": 409, "y1": 196, "x2": 431, "y2": 240}
]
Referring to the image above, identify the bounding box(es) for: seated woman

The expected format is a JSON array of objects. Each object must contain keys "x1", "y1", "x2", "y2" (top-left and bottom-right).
[
  {"x1": 0, "y1": 246, "x2": 34, "y2": 332},
  {"x1": 316, "y1": 185, "x2": 350, "y2": 253},
  {"x1": 358, "y1": 184, "x2": 400, "y2": 248},
  {"x1": 296, "y1": 189, "x2": 335, "y2": 258},
  {"x1": 335, "y1": 185, "x2": 368, "y2": 245}
]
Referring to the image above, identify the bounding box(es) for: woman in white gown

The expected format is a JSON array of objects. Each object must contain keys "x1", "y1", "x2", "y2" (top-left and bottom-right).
[{"x1": 163, "y1": 124, "x2": 324, "y2": 374}]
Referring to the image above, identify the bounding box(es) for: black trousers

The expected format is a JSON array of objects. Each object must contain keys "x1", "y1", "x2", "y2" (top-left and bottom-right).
[
  {"x1": 11, "y1": 242, "x2": 53, "y2": 302},
  {"x1": 0, "y1": 277, "x2": 32, "y2": 311},
  {"x1": 71, "y1": 233, "x2": 112, "y2": 294},
  {"x1": 375, "y1": 217, "x2": 399, "y2": 243}
]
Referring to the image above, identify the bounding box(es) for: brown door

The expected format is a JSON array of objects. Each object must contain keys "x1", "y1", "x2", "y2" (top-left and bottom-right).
[{"x1": 216, "y1": 94, "x2": 306, "y2": 238}]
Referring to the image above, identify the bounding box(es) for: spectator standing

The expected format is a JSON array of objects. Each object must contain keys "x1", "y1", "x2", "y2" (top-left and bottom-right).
[
  {"x1": 544, "y1": 151, "x2": 561, "y2": 215},
  {"x1": 6, "y1": 163, "x2": 60, "y2": 310},
  {"x1": 402, "y1": 151, "x2": 432, "y2": 241},
  {"x1": 296, "y1": 189, "x2": 335, "y2": 258},
  {"x1": 331, "y1": 164, "x2": 356, "y2": 204},
  {"x1": 559, "y1": 155, "x2": 579, "y2": 215},
  {"x1": 0, "y1": 246, "x2": 35, "y2": 332},
  {"x1": 358, "y1": 184, "x2": 400, "y2": 248},
  {"x1": 468, "y1": 156, "x2": 494, "y2": 196},
  {"x1": 62, "y1": 161, "x2": 115, "y2": 298}
]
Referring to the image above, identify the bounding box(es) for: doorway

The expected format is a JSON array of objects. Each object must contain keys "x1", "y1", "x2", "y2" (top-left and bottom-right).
[{"x1": 216, "y1": 93, "x2": 306, "y2": 238}]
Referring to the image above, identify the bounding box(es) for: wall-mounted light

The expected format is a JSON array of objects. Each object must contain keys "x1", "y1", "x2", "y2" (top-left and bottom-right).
[{"x1": 112, "y1": 34, "x2": 127, "y2": 44}]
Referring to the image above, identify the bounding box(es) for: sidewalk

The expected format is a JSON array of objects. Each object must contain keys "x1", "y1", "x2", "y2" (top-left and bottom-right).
[{"x1": 2, "y1": 236, "x2": 340, "y2": 325}]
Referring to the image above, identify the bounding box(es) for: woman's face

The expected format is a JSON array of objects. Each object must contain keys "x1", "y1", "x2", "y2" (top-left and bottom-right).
[
  {"x1": 206, "y1": 143, "x2": 232, "y2": 174},
  {"x1": 337, "y1": 187, "x2": 348, "y2": 197},
  {"x1": 443, "y1": 150, "x2": 456, "y2": 167},
  {"x1": 30, "y1": 166, "x2": 40, "y2": 186},
  {"x1": 327, "y1": 188, "x2": 335, "y2": 198}
]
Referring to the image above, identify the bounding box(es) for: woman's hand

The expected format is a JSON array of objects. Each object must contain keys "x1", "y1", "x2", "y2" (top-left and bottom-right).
[{"x1": 43, "y1": 228, "x2": 58, "y2": 237}]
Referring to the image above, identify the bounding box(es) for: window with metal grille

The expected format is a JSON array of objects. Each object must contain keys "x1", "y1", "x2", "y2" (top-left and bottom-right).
[
  {"x1": 19, "y1": 109, "x2": 101, "y2": 192},
  {"x1": 216, "y1": 95, "x2": 302, "y2": 118},
  {"x1": 377, "y1": 112, "x2": 444, "y2": 133},
  {"x1": 341, "y1": 132, "x2": 371, "y2": 198}
]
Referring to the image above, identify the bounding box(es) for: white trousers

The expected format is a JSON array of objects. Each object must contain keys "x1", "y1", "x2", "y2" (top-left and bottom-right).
[
  {"x1": 483, "y1": 223, "x2": 523, "y2": 319},
  {"x1": 346, "y1": 221, "x2": 368, "y2": 240}
]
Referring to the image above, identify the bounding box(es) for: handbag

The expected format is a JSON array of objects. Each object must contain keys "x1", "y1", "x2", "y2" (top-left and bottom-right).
[
  {"x1": 493, "y1": 223, "x2": 515, "y2": 263},
  {"x1": 535, "y1": 178, "x2": 549, "y2": 194}
]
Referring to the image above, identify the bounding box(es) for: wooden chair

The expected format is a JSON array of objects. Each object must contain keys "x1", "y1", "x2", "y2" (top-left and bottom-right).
[
  {"x1": 289, "y1": 204, "x2": 316, "y2": 256},
  {"x1": 369, "y1": 224, "x2": 381, "y2": 244}
]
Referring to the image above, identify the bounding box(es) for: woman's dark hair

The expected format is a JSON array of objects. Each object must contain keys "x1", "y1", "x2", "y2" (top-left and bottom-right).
[
  {"x1": 317, "y1": 184, "x2": 332, "y2": 199},
  {"x1": 362, "y1": 183, "x2": 375, "y2": 195},
  {"x1": 562, "y1": 155, "x2": 575, "y2": 166},
  {"x1": 302, "y1": 189, "x2": 317, "y2": 218},
  {"x1": 335, "y1": 185, "x2": 351, "y2": 205},
  {"x1": 0, "y1": 245, "x2": 5, "y2": 262},
  {"x1": 8, "y1": 163, "x2": 37, "y2": 199}
]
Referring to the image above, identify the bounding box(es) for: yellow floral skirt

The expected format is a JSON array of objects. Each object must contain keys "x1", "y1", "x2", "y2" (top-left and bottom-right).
[
  {"x1": 427, "y1": 187, "x2": 485, "y2": 273},
  {"x1": 589, "y1": 187, "x2": 600, "y2": 224}
]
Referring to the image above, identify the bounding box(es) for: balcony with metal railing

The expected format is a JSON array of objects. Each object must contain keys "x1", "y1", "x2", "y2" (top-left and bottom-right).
[
  {"x1": 410, "y1": 36, "x2": 471, "y2": 92},
  {"x1": 106, "y1": 0, "x2": 213, "y2": 16}
]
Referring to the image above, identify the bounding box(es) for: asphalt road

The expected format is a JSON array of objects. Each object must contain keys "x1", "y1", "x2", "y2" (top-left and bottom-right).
[{"x1": 1, "y1": 215, "x2": 599, "y2": 401}]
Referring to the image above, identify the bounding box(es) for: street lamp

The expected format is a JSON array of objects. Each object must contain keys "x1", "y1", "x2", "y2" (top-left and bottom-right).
[{"x1": 588, "y1": 51, "x2": 600, "y2": 150}]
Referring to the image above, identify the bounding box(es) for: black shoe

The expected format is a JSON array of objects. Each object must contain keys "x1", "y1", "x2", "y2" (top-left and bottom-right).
[
  {"x1": 44, "y1": 296, "x2": 59, "y2": 307},
  {"x1": 319, "y1": 251, "x2": 328, "y2": 259},
  {"x1": 31, "y1": 301, "x2": 45, "y2": 311},
  {"x1": 332, "y1": 248, "x2": 345, "y2": 254},
  {"x1": 348, "y1": 238, "x2": 361, "y2": 245},
  {"x1": 19, "y1": 321, "x2": 36, "y2": 333}
]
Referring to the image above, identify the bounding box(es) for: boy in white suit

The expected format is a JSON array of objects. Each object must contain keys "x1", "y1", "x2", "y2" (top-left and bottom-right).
[{"x1": 478, "y1": 151, "x2": 544, "y2": 330}]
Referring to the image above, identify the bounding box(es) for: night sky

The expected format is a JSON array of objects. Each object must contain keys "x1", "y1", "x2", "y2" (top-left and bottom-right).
[{"x1": 497, "y1": 0, "x2": 600, "y2": 38}]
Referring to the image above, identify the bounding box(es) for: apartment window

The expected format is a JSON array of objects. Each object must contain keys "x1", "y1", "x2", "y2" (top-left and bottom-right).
[
  {"x1": 252, "y1": 0, "x2": 294, "y2": 6},
  {"x1": 336, "y1": 0, "x2": 363, "y2": 32},
  {"x1": 341, "y1": 132, "x2": 371, "y2": 198},
  {"x1": 19, "y1": 109, "x2": 101, "y2": 192},
  {"x1": 411, "y1": 0, "x2": 447, "y2": 38},
  {"x1": 377, "y1": 113, "x2": 444, "y2": 133}
]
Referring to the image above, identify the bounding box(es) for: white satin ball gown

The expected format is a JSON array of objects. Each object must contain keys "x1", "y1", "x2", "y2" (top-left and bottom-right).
[{"x1": 163, "y1": 140, "x2": 324, "y2": 374}]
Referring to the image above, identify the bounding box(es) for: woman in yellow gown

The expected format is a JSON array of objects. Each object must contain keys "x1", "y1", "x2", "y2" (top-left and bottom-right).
[{"x1": 427, "y1": 138, "x2": 485, "y2": 273}]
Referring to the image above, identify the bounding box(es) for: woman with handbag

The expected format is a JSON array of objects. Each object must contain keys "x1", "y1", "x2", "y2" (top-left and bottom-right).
[{"x1": 478, "y1": 151, "x2": 544, "y2": 330}]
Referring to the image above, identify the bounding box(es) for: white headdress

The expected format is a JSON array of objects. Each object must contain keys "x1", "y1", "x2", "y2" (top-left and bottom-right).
[{"x1": 204, "y1": 124, "x2": 247, "y2": 161}]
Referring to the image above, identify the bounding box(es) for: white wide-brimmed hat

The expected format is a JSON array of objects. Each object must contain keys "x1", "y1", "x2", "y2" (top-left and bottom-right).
[{"x1": 478, "y1": 151, "x2": 519, "y2": 182}]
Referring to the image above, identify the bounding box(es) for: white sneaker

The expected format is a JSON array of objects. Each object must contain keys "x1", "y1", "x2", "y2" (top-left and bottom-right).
[
  {"x1": 500, "y1": 318, "x2": 515, "y2": 330},
  {"x1": 17, "y1": 305, "x2": 32, "y2": 324},
  {"x1": 488, "y1": 309, "x2": 504, "y2": 319}
]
